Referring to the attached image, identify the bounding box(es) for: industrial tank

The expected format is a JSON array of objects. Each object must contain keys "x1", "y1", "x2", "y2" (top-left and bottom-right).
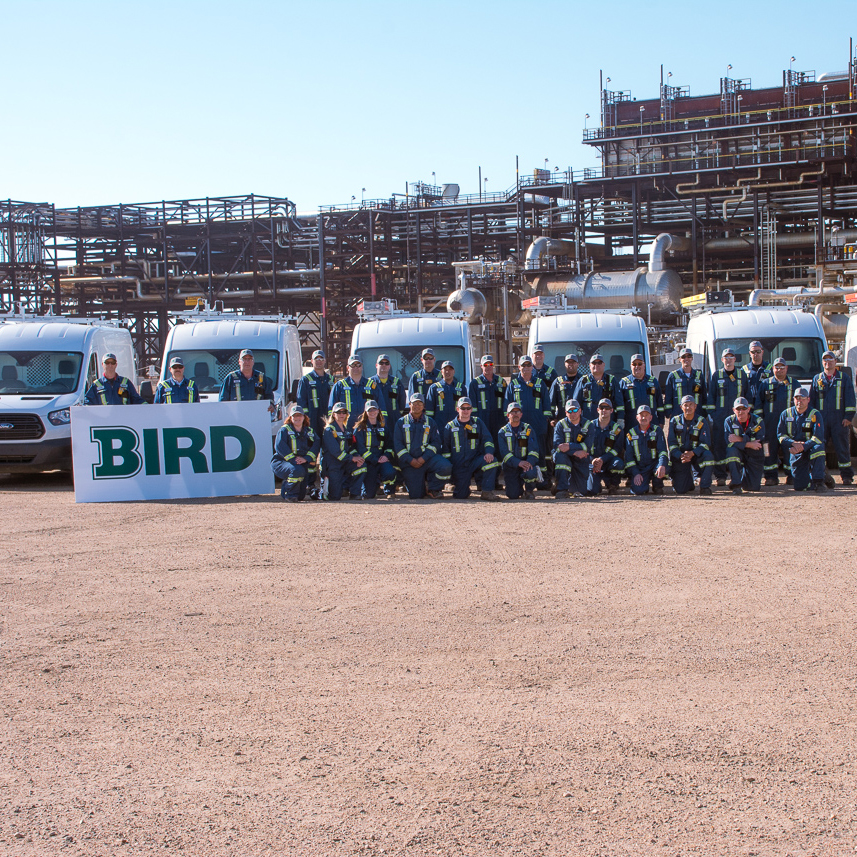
[{"x1": 529, "y1": 267, "x2": 683, "y2": 324}]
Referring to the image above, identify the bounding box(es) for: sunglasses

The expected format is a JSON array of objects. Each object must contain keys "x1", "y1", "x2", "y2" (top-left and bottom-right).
[
  {"x1": 378, "y1": 360, "x2": 390, "y2": 365},
  {"x1": 597, "y1": 405, "x2": 612, "y2": 410},
  {"x1": 459, "y1": 406, "x2": 472, "y2": 411},
  {"x1": 103, "y1": 360, "x2": 117, "y2": 365},
  {"x1": 735, "y1": 406, "x2": 749, "y2": 410},
  {"x1": 568, "y1": 407, "x2": 581, "y2": 413}
]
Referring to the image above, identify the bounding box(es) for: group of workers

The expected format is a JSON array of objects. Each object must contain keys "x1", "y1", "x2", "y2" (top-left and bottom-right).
[{"x1": 84, "y1": 339, "x2": 856, "y2": 501}]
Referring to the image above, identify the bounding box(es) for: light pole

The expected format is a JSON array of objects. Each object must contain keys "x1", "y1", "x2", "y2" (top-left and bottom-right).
[
  {"x1": 431, "y1": 171, "x2": 436, "y2": 187},
  {"x1": 726, "y1": 63, "x2": 732, "y2": 79},
  {"x1": 737, "y1": 94, "x2": 743, "y2": 122},
  {"x1": 823, "y1": 84, "x2": 828, "y2": 112},
  {"x1": 484, "y1": 177, "x2": 488, "y2": 196},
  {"x1": 361, "y1": 187, "x2": 366, "y2": 204},
  {"x1": 639, "y1": 105, "x2": 645, "y2": 135},
  {"x1": 585, "y1": 112, "x2": 590, "y2": 130}
]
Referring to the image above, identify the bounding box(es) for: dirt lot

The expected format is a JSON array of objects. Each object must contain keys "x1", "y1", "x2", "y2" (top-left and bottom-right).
[{"x1": 1, "y1": 473, "x2": 856, "y2": 857}]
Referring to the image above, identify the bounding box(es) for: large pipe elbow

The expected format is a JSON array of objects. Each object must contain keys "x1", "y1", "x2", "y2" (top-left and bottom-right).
[{"x1": 648, "y1": 233, "x2": 690, "y2": 272}]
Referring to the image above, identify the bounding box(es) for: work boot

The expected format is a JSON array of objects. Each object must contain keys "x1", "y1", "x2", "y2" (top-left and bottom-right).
[
  {"x1": 811, "y1": 480, "x2": 830, "y2": 493},
  {"x1": 699, "y1": 487, "x2": 713, "y2": 495},
  {"x1": 553, "y1": 490, "x2": 569, "y2": 499},
  {"x1": 426, "y1": 490, "x2": 444, "y2": 500},
  {"x1": 480, "y1": 490, "x2": 501, "y2": 502},
  {"x1": 607, "y1": 485, "x2": 620, "y2": 495},
  {"x1": 716, "y1": 478, "x2": 727, "y2": 487},
  {"x1": 764, "y1": 476, "x2": 779, "y2": 486},
  {"x1": 652, "y1": 483, "x2": 664, "y2": 495},
  {"x1": 522, "y1": 488, "x2": 535, "y2": 500},
  {"x1": 785, "y1": 474, "x2": 794, "y2": 485},
  {"x1": 841, "y1": 473, "x2": 854, "y2": 485},
  {"x1": 824, "y1": 472, "x2": 836, "y2": 488},
  {"x1": 730, "y1": 485, "x2": 743, "y2": 495}
]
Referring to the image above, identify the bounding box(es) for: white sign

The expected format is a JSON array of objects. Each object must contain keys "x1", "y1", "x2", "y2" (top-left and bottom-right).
[{"x1": 71, "y1": 401, "x2": 275, "y2": 503}]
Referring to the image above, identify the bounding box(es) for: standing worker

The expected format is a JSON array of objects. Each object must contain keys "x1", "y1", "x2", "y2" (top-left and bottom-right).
[
  {"x1": 755, "y1": 356, "x2": 799, "y2": 485},
  {"x1": 296, "y1": 349, "x2": 335, "y2": 439},
  {"x1": 549, "y1": 354, "x2": 585, "y2": 424},
  {"x1": 426, "y1": 361, "x2": 465, "y2": 428},
  {"x1": 328, "y1": 355, "x2": 376, "y2": 430},
  {"x1": 505, "y1": 355, "x2": 551, "y2": 484},
  {"x1": 618, "y1": 353, "x2": 664, "y2": 429},
  {"x1": 809, "y1": 350, "x2": 856, "y2": 485},
  {"x1": 469, "y1": 354, "x2": 507, "y2": 442},
  {"x1": 408, "y1": 348, "x2": 441, "y2": 399},
  {"x1": 532, "y1": 344, "x2": 558, "y2": 390},
  {"x1": 742, "y1": 341, "x2": 772, "y2": 405},
  {"x1": 219, "y1": 349, "x2": 275, "y2": 412},
  {"x1": 573, "y1": 353, "x2": 621, "y2": 424},
  {"x1": 663, "y1": 348, "x2": 707, "y2": 418},
  {"x1": 153, "y1": 356, "x2": 200, "y2": 404},
  {"x1": 706, "y1": 347, "x2": 748, "y2": 485},
  {"x1": 369, "y1": 353, "x2": 407, "y2": 436},
  {"x1": 441, "y1": 397, "x2": 501, "y2": 501},
  {"x1": 85, "y1": 353, "x2": 145, "y2": 405}
]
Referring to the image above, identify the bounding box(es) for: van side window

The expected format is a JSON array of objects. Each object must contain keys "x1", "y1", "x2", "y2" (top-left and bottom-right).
[{"x1": 87, "y1": 354, "x2": 98, "y2": 387}]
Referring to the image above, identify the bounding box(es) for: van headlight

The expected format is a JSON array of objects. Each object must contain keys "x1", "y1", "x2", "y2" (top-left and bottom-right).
[{"x1": 48, "y1": 408, "x2": 71, "y2": 426}]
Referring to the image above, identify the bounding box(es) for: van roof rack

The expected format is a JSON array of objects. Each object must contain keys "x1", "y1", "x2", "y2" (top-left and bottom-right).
[
  {"x1": 0, "y1": 303, "x2": 126, "y2": 326},
  {"x1": 172, "y1": 299, "x2": 294, "y2": 324}
]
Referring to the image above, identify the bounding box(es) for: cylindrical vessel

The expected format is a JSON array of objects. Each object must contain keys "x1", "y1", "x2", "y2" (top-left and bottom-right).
[
  {"x1": 529, "y1": 267, "x2": 684, "y2": 323},
  {"x1": 447, "y1": 287, "x2": 489, "y2": 323}
]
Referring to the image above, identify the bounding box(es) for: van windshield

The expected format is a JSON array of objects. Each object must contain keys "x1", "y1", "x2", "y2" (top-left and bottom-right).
[
  {"x1": 355, "y1": 346, "x2": 466, "y2": 384},
  {"x1": 166, "y1": 349, "x2": 280, "y2": 394},
  {"x1": 539, "y1": 341, "x2": 646, "y2": 377},
  {"x1": 0, "y1": 351, "x2": 83, "y2": 394},
  {"x1": 714, "y1": 338, "x2": 823, "y2": 378}
]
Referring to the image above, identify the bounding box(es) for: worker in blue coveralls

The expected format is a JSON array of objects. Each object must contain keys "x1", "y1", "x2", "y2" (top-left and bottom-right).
[
  {"x1": 218, "y1": 349, "x2": 275, "y2": 411},
  {"x1": 271, "y1": 405, "x2": 320, "y2": 502},
  {"x1": 85, "y1": 352, "x2": 145, "y2": 405},
  {"x1": 573, "y1": 353, "x2": 621, "y2": 423},
  {"x1": 296, "y1": 349, "x2": 335, "y2": 439},
  {"x1": 352, "y1": 400, "x2": 397, "y2": 499},
  {"x1": 667, "y1": 395, "x2": 714, "y2": 495},
  {"x1": 408, "y1": 348, "x2": 441, "y2": 399},
  {"x1": 552, "y1": 398, "x2": 591, "y2": 499},
  {"x1": 741, "y1": 340, "x2": 772, "y2": 405},
  {"x1": 322, "y1": 402, "x2": 365, "y2": 500},
  {"x1": 369, "y1": 353, "x2": 407, "y2": 441},
  {"x1": 469, "y1": 354, "x2": 507, "y2": 442},
  {"x1": 809, "y1": 350, "x2": 856, "y2": 485},
  {"x1": 585, "y1": 398, "x2": 625, "y2": 497},
  {"x1": 153, "y1": 356, "x2": 200, "y2": 404},
  {"x1": 706, "y1": 347, "x2": 749, "y2": 485},
  {"x1": 663, "y1": 348, "x2": 707, "y2": 418},
  {"x1": 328, "y1": 354, "x2": 376, "y2": 430},
  {"x1": 441, "y1": 397, "x2": 501, "y2": 501},
  {"x1": 777, "y1": 387, "x2": 829, "y2": 492},
  {"x1": 497, "y1": 401, "x2": 540, "y2": 500},
  {"x1": 505, "y1": 355, "x2": 551, "y2": 484},
  {"x1": 549, "y1": 354, "x2": 585, "y2": 423},
  {"x1": 426, "y1": 360, "x2": 465, "y2": 428},
  {"x1": 532, "y1": 344, "x2": 558, "y2": 389},
  {"x1": 393, "y1": 392, "x2": 450, "y2": 500},
  {"x1": 755, "y1": 356, "x2": 800, "y2": 486},
  {"x1": 625, "y1": 404, "x2": 668, "y2": 496},
  {"x1": 723, "y1": 396, "x2": 765, "y2": 494},
  {"x1": 618, "y1": 353, "x2": 664, "y2": 429}
]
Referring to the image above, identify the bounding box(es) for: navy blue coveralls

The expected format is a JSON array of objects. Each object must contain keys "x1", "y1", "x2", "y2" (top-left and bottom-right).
[
  {"x1": 353, "y1": 421, "x2": 397, "y2": 498},
  {"x1": 505, "y1": 375, "x2": 551, "y2": 463},
  {"x1": 663, "y1": 368, "x2": 707, "y2": 418},
  {"x1": 552, "y1": 417, "x2": 591, "y2": 495},
  {"x1": 706, "y1": 368, "x2": 749, "y2": 479},
  {"x1": 296, "y1": 370, "x2": 335, "y2": 437},
  {"x1": 666, "y1": 413, "x2": 714, "y2": 493},
  {"x1": 624, "y1": 425, "x2": 669, "y2": 495},
  {"x1": 85, "y1": 375, "x2": 145, "y2": 405},
  {"x1": 322, "y1": 423, "x2": 365, "y2": 500},
  {"x1": 426, "y1": 378, "x2": 466, "y2": 430},
  {"x1": 585, "y1": 418, "x2": 625, "y2": 495},
  {"x1": 618, "y1": 373, "x2": 665, "y2": 428},
  {"x1": 573, "y1": 373, "x2": 621, "y2": 423},
  {"x1": 393, "y1": 413, "x2": 451, "y2": 499},
  {"x1": 723, "y1": 412, "x2": 766, "y2": 490},
  {"x1": 441, "y1": 416, "x2": 499, "y2": 499},
  {"x1": 328, "y1": 376, "x2": 377, "y2": 430},
  {"x1": 497, "y1": 422, "x2": 540, "y2": 499},
  {"x1": 549, "y1": 372, "x2": 584, "y2": 421},
  {"x1": 271, "y1": 423, "x2": 321, "y2": 500},
  {"x1": 742, "y1": 361, "x2": 772, "y2": 405},
  {"x1": 468, "y1": 373, "x2": 507, "y2": 441},
  {"x1": 755, "y1": 375, "x2": 799, "y2": 480},
  {"x1": 218, "y1": 370, "x2": 274, "y2": 404},
  {"x1": 809, "y1": 370, "x2": 856, "y2": 479},
  {"x1": 534, "y1": 362, "x2": 559, "y2": 391},
  {"x1": 154, "y1": 376, "x2": 199, "y2": 404},
  {"x1": 408, "y1": 367, "x2": 441, "y2": 400},
  {"x1": 777, "y1": 406, "x2": 826, "y2": 490},
  {"x1": 370, "y1": 375, "x2": 407, "y2": 441}
]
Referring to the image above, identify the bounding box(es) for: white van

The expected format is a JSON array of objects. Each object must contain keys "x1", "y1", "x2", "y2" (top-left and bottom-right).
[
  {"x1": 525, "y1": 299, "x2": 652, "y2": 377},
  {"x1": 0, "y1": 311, "x2": 135, "y2": 473},
  {"x1": 350, "y1": 300, "x2": 477, "y2": 385},
  {"x1": 684, "y1": 306, "x2": 827, "y2": 385},
  {"x1": 159, "y1": 310, "x2": 302, "y2": 434}
]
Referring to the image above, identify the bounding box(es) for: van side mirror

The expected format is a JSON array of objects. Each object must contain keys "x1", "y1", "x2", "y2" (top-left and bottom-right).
[{"x1": 139, "y1": 380, "x2": 155, "y2": 404}]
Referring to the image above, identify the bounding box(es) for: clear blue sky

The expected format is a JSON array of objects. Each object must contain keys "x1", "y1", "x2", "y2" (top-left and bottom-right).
[{"x1": 3, "y1": 0, "x2": 853, "y2": 212}]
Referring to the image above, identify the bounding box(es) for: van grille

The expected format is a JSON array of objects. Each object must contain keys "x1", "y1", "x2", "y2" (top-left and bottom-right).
[{"x1": 0, "y1": 414, "x2": 46, "y2": 440}]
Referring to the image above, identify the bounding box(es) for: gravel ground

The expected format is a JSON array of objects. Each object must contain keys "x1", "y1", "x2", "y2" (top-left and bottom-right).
[{"x1": 1, "y1": 472, "x2": 856, "y2": 857}]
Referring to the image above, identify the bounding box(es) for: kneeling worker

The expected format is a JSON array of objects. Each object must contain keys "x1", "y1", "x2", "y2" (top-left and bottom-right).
[
  {"x1": 498, "y1": 402, "x2": 540, "y2": 500},
  {"x1": 625, "y1": 405, "x2": 668, "y2": 496},
  {"x1": 552, "y1": 398, "x2": 591, "y2": 499},
  {"x1": 777, "y1": 388, "x2": 829, "y2": 492},
  {"x1": 724, "y1": 396, "x2": 765, "y2": 493},
  {"x1": 441, "y1": 397, "x2": 500, "y2": 501},
  {"x1": 667, "y1": 394, "x2": 714, "y2": 495},
  {"x1": 393, "y1": 393, "x2": 451, "y2": 499}
]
